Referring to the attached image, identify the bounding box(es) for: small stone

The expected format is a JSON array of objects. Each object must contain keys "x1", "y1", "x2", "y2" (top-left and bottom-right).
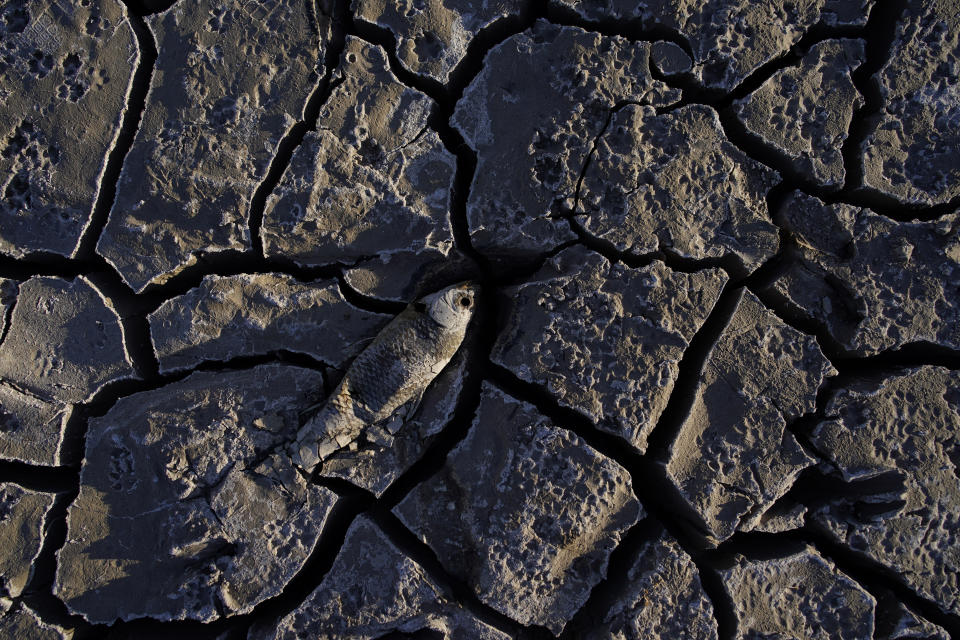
[
  {"x1": 583, "y1": 524, "x2": 717, "y2": 640},
  {"x1": 768, "y1": 191, "x2": 960, "y2": 355},
  {"x1": 721, "y1": 547, "x2": 875, "y2": 639},
  {"x1": 98, "y1": 0, "x2": 329, "y2": 291},
  {"x1": 395, "y1": 383, "x2": 642, "y2": 634},
  {"x1": 148, "y1": 273, "x2": 390, "y2": 373},
  {"x1": 548, "y1": 0, "x2": 871, "y2": 90},
  {"x1": 492, "y1": 245, "x2": 727, "y2": 452},
  {"x1": 666, "y1": 290, "x2": 833, "y2": 542},
  {"x1": 453, "y1": 21, "x2": 678, "y2": 259},
  {"x1": 650, "y1": 41, "x2": 693, "y2": 77},
  {"x1": 262, "y1": 37, "x2": 458, "y2": 301},
  {"x1": 862, "y1": 0, "x2": 960, "y2": 205},
  {"x1": 55, "y1": 364, "x2": 337, "y2": 623},
  {"x1": 0, "y1": 0, "x2": 138, "y2": 258},
  {"x1": 576, "y1": 104, "x2": 780, "y2": 272},
  {"x1": 0, "y1": 483, "x2": 55, "y2": 598},
  {"x1": 734, "y1": 39, "x2": 865, "y2": 187},
  {"x1": 0, "y1": 276, "x2": 134, "y2": 403},
  {"x1": 353, "y1": 0, "x2": 525, "y2": 83},
  {"x1": 0, "y1": 604, "x2": 72, "y2": 640},
  {"x1": 809, "y1": 367, "x2": 960, "y2": 617},
  {"x1": 250, "y1": 516, "x2": 510, "y2": 640}
]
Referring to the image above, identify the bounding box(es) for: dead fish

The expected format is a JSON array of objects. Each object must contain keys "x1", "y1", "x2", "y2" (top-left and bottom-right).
[{"x1": 290, "y1": 282, "x2": 478, "y2": 473}]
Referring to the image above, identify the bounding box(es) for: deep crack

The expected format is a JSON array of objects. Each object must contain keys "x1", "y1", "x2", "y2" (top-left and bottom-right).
[
  {"x1": 246, "y1": 0, "x2": 351, "y2": 261},
  {"x1": 72, "y1": 7, "x2": 157, "y2": 262},
  {"x1": 0, "y1": 0, "x2": 957, "y2": 635}
]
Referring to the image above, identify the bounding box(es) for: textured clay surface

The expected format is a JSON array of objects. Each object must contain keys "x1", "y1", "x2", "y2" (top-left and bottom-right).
[
  {"x1": 0, "y1": 276, "x2": 133, "y2": 466},
  {"x1": 262, "y1": 37, "x2": 459, "y2": 301},
  {"x1": 861, "y1": 0, "x2": 960, "y2": 206},
  {"x1": 768, "y1": 191, "x2": 960, "y2": 355},
  {"x1": 666, "y1": 289, "x2": 834, "y2": 542},
  {"x1": 1, "y1": 0, "x2": 958, "y2": 636},
  {"x1": 55, "y1": 365, "x2": 337, "y2": 623},
  {"x1": 251, "y1": 516, "x2": 510, "y2": 640},
  {"x1": 583, "y1": 524, "x2": 718, "y2": 640},
  {"x1": 0, "y1": 483, "x2": 54, "y2": 599},
  {"x1": 97, "y1": 0, "x2": 329, "y2": 291},
  {"x1": 454, "y1": 21, "x2": 678, "y2": 258},
  {"x1": 722, "y1": 547, "x2": 876, "y2": 639},
  {"x1": 810, "y1": 367, "x2": 960, "y2": 617},
  {"x1": 353, "y1": 0, "x2": 526, "y2": 83},
  {"x1": 0, "y1": 0, "x2": 137, "y2": 259},
  {"x1": 149, "y1": 273, "x2": 389, "y2": 373},
  {"x1": 493, "y1": 245, "x2": 727, "y2": 451},
  {"x1": 576, "y1": 104, "x2": 780, "y2": 270},
  {"x1": 734, "y1": 39, "x2": 865, "y2": 187},
  {"x1": 396, "y1": 384, "x2": 641, "y2": 634},
  {"x1": 0, "y1": 604, "x2": 71, "y2": 640},
  {"x1": 549, "y1": 0, "x2": 872, "y2": 89}
]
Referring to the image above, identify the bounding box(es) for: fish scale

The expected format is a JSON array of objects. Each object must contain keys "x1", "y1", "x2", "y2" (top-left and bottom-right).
[{"x1": 290, "y1": 282, "x2": 477, "y2": 473}]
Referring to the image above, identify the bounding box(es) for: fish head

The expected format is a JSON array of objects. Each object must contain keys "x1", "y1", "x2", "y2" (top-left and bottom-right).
[{"x1": 419, "y1": 281, "x2": 478, "y2": 330}]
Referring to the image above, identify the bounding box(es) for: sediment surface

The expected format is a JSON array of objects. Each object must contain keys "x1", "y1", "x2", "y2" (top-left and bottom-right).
[{"x1": 1, "y1": 0, "x2": 957, "y2": 637}]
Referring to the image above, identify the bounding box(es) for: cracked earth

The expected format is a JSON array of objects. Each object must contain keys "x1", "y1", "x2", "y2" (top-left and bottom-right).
[{"x1": 0, "y1": 0, "x2": 958, "y2": 638}]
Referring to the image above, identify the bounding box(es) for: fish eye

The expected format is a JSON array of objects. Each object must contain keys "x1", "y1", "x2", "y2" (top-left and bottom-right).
[{"x1": 458, "y1": 296, "x2": 472, "y2": 308}]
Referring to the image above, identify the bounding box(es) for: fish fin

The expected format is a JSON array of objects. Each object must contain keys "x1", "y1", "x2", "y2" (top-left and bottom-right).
[
  {"x1": 377, "y1": 389, "x2": 426, "y2": 436},
  {"x1": 344, "y1": 335, "x2": 376, "y2": 354},
  {"x1": 403, "y1": 387, "x2": 427, "y2": 422}
]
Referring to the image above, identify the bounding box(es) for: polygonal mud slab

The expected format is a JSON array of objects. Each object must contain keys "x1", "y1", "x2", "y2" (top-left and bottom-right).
[
  {"x1": 576, "y1": 104, "x2": 780, "y2": 272},
  {"x1": 861, "y1": 0, "x2": 960, "y2": 206},
  {"x1": 0, "y1": 0, "x2": 137, "y2": 259},
  {"x1": 734, "y1": 39, "x2": 865, "y2": 188},
  {"x1": 453, "y1": 21, "x2": 678, "y2": 258},
  {"x1": 548, "y1": 0, "x2": 872, "y2": 90},
  {"x1": 809, "y1": 367, "x2": 960, "y2": 617},
  {"x1": 0, "y1": 383, "x2": 69, "y2": 466},
  {"x1": 56, "y1": 365, "x2": 337, "y2": 623},
  {"x1": 0, "y1": 603, "x2": 72, "y2": 640},
  {"x1": 492, "y1": 245, "x2": 727, "y2": 452},
  {"x1": 320, "y1": 336, "x2": 470, "y2": 496},
  {"x1": 582, "y1": 524, "x2": 717, "y2": 640},
  {"x1": 0, "y1": 276, "x2": 132, "y2": 465},
  {"x1": 0, "y1": 276, "x2": 133, "y2": 403},
  {"x1": 395, "y1": 383, "x2": 641, "y2": 634},
  {"x1": 767, "y1": 191, "x2": 960, "y2": 355},
  {"x1": 149, "y1": 273, "x2": 390, "y2": 374},
  {"x1": 250, "y1": 516, "x2": 510, "y2": 640},
  {"x1": 98, "y1": 0, "x2": 329, "y2": 291},
  {"x1": 263, "y1": 37, "x2": 458, "y2": 302},
  {"x1": 721, "y1": 547, "x2": 875, "y2": 639},
  {"x1": 0, "y1": 483, "x2": 55, "y2": 598},
  {"x1": 666, "y1": 290, "x2": 833, "y2": 542},
  {"x1": 353, "y1": 0, "x2": 525, "y2": 83}
]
